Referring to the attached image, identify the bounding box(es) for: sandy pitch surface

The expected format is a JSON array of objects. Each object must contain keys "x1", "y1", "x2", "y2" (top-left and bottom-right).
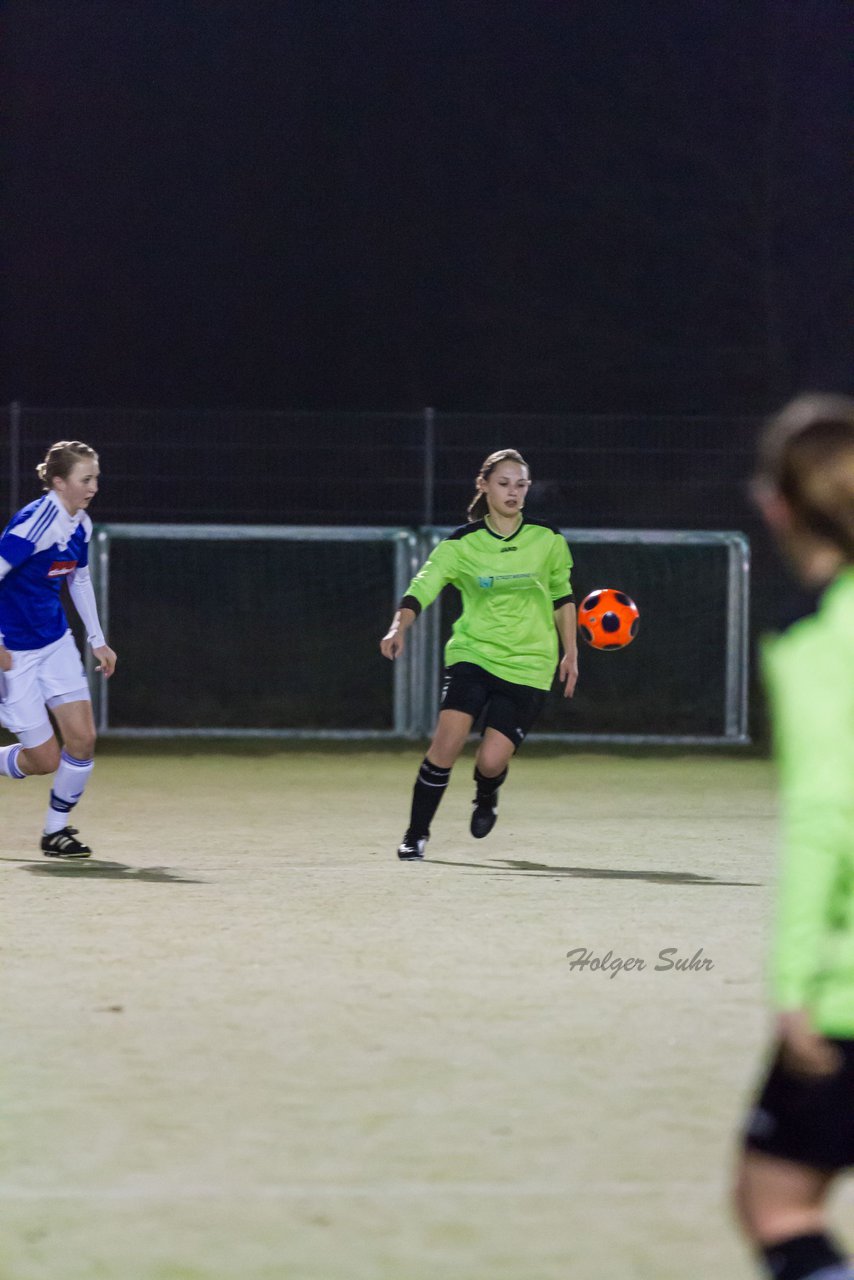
[{"x1": 3, "y1": 748, "x2": 852, "y2": 1279}]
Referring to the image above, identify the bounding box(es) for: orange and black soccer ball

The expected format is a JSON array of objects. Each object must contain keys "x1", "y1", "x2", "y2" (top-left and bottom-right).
[{"x1": 578, "y1": 588, "x2": 640, "y2": 650}]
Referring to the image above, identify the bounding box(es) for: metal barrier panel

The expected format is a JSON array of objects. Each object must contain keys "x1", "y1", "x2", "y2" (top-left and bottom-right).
[{"x1": 89, "y1": 526, "x2": 419, "y2": 737}]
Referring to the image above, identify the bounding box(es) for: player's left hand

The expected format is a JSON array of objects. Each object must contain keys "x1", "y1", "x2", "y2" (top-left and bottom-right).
[
  {"x1": 92, "y1": 644, "x2": 118, "y2": 678},
  {"x1": 559, "y1": 651, "x2": 578, "y2": 698},
  {"x1": 777, "y1": 1008, "x2": 841, "y2": 1078},
  {"x1": 380, "y1": 628, "x2": 404, "y2": 660}
]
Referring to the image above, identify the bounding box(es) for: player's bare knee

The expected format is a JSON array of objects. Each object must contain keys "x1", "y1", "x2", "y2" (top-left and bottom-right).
[
  {"x1": 475, "y1": 747, "x2": 511, "y2": 777},
  {"x1": 20, "y1": 740, "x2": 61, "y2": 775},
  {"x1": 65, "y1": 733, "x2": 96, "y2": 760},
  {"x1": 61, "y1": 722, "x2": 96, "y2": 759},
  {"x1": 428, "y1": 731, "x2": 467, "y2": 769}
]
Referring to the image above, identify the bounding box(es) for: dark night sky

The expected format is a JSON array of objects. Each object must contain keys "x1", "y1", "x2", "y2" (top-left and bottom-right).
[{"x1": 2, "y1": 1, "x2": 851, "y2": 412}]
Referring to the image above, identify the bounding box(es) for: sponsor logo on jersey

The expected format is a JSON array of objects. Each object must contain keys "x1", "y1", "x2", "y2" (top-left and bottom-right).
[
  {"x1": 46, "y1": 560, "x2": 78, "y2": 578},
  {"x1": 499, "y1": 546, "x2": 518, "y2": 553},
  {"x1": 478, "y1": 571, "x2": 537, "y2": 589},
  {"x1": 477, "y1": 571, "x2": 536, "y2": 590}
]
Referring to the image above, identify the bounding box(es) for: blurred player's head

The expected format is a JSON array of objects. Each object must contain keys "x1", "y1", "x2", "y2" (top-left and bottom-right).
[
  {"x1": 754, "y1": 394, "x2": 854, "y2": 582},
  {"x1": 468, "y1": 449, "x2": 530, "y2": 522}
]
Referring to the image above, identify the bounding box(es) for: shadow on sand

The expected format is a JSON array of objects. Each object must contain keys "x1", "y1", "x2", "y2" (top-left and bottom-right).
[
  {"x1": 423, "y1": 856, "x2": 760, "y2": 887},
  {"x1": 8, "y1": 857, "x2": 204, "y2": 884}
]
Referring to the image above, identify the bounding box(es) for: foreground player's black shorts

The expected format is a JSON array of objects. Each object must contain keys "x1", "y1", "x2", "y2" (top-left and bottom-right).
[
  {"x1": 440, "y1": 661, "x2": 547, "y2": 750},
  {"x1": 742, "y1": 1037, "x2": 854, "y2": 1170}
]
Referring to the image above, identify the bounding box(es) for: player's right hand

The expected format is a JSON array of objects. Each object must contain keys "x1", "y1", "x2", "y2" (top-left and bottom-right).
[
  {"x1": 0, "y1": 646, "x2": 12, "y2": 672},
  {"x1": 380, "y1": 629, "x2": 404, "y2": 660}
]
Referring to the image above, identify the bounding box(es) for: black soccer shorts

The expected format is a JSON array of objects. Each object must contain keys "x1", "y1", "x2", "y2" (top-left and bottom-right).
[
  {"x1": 439, "y1": 661, "x2": 548, "y2": 750},
  {"x1": 742, "y1": 1037, "x2": 854, "y2": 1171}
]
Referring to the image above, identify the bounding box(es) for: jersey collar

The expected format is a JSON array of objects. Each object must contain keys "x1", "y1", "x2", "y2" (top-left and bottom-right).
[
  {"x1": 47, "y1": 488, "x2": 84, "y2": 550},
  {"x1": 483, "y1": 512, "x2": 525, "y2": 542}
]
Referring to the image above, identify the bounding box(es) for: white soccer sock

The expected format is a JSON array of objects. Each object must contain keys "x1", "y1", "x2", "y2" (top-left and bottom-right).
[
  {"x1": 0, "y1": 744, "x2": 26, "y2": 779},
  {"x1": 44, "y1": 750, "x2": 95, "y2": 835}
]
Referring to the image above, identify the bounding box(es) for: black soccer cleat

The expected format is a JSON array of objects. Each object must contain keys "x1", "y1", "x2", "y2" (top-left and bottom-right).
[
  {"x1": 397, "y1": 831, "x2": 428, "y2": 861},
  {"x1": 470, "y1": 798, "x2": 498, "y2": 839},
  {"x1": 41, "y1": 827, "x2": 93, "y2": 859}
]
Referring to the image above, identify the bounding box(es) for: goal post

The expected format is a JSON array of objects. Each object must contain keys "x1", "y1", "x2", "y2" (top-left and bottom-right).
[{"x1": 86, "y1": 524, "x2": 749, "y2": 743}]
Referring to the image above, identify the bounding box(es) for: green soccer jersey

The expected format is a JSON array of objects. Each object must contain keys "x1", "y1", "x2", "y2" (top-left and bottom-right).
[
  {"x1": 402, "y1": 517, "x2": 574, "y2": 691},
  {"x1": 762, "y1": 567, "x2": 854, "y2": 1035}
]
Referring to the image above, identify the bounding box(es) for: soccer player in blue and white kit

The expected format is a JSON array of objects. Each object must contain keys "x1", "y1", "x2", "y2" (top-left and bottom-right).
[{"x1": 0, "y1": 441, "x2": 116, "y2": 858}]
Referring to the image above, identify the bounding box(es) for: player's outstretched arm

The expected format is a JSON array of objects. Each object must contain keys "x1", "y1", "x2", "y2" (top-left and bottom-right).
[
  {"x1": 380, "y1": 607, "x2": 417, "y2": 660},
  {"x1": 68, "y1": 566, "x2": 116, "y2": 676}
]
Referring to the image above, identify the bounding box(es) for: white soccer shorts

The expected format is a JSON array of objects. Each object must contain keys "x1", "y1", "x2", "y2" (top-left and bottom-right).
[{"x1": 0, "y1": 630, "x2": 90, "y2": 747}]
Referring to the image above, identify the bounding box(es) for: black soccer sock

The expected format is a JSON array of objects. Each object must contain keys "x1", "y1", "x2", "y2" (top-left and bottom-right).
[
  {"x1": 474, "y1": 765, "x2": 507, "y2": 805},
  {"x1": 407, "y1": 758, "x2": 452, "y2": 839},
  {"x1": 761, "y1": 1232, "x2": 853, "y2": 1280}
]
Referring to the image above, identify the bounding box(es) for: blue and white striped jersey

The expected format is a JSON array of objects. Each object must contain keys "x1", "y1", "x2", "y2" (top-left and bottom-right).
[{"x1": 0, "y1": 491, "x2": 92, "y2": 650}]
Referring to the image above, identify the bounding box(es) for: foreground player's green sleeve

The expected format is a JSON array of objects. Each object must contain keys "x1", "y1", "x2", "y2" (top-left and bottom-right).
[
  {"x1": 764, "y1": 577, "x2": 854, "y2": 1021},
  {"x1": 403, "y1": 539, "x2": 458, "y2": 613},
  {"x1": 548, "y1": 531, "x2": 574, "y2": 605}
]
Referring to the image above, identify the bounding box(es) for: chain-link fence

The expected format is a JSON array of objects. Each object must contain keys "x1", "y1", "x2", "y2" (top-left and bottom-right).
[{"x1": 2, "y1": 403, "x2": 761, "y2": 530}]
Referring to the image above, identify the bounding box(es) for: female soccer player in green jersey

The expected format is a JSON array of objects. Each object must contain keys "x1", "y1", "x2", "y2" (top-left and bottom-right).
[
  {"x1": 734, "y1": 395, "x2": 854, "y2": 1280},
  {"x1": 380, "y1": 448, "x2": 578, "y2": 860}
]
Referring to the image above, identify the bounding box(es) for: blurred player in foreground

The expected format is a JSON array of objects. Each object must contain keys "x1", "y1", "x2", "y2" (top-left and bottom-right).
[
  {"x1": 0, "y1": 441, "x2": 116, "y2": 858},
  {"x1": 735, "y1": 394, "x2": 854, "y2": 1279},
  {"x1": 380, "y1": 448, "x2": 577, "y2": 860}
]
